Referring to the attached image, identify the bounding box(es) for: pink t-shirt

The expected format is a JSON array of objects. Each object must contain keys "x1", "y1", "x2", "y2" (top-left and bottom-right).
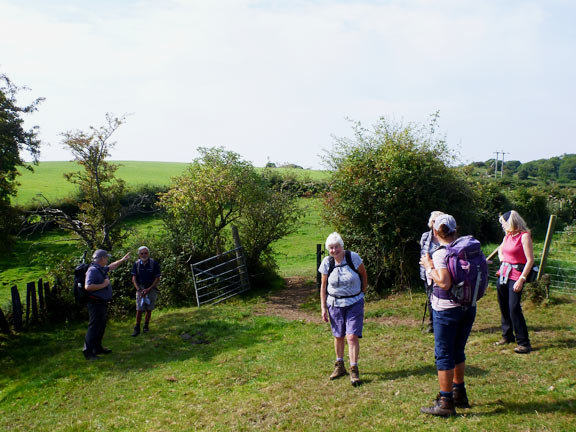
[{"x1": 500, "y1": 231, "x2": 529, "y2": 281}]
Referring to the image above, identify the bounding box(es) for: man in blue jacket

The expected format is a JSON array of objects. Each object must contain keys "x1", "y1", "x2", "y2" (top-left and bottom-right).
[{"x1": 83, "y1": 249, "x2": 130, "y2": 360}]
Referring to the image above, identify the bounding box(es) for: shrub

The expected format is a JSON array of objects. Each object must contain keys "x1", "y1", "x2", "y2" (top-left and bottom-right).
[{"x1": 324, "y1": 116, "x2": 477, "y2": 292}]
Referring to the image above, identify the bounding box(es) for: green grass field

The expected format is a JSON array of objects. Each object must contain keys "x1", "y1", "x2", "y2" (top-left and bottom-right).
[
  {"x1": 0, "y1": 287, "x2": 574, "y2": 431},
  {"x1": 14, "y1": 161, "x2": 331, "y2": 205}
]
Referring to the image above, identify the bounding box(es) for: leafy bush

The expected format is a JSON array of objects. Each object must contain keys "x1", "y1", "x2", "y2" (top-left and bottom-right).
[
  {"x1": 324, "y1": 116, "x2": 477, "y2": 292},
  {"x1": 470, "y1": 180, "x2": 511, "y2": 243},
  {"x1": 158, "y1": 147, "x2": 302, "y2": 281}
]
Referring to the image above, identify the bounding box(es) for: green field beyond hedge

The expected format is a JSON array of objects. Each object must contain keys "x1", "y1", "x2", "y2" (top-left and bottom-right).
[{"x1": 14, "y1": 161, "x2": 331, "y2": 205}]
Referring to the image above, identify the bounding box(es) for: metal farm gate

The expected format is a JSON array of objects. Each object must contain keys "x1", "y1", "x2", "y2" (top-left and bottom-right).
[{"x1": 190, "y1": 246, "x2": 251, "y2": 306}]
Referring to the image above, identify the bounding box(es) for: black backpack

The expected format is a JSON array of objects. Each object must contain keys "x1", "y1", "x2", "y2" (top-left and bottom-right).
[
  {"x1": 327, "y1": 250, "x2": 358, "y2": 277},
  {"x1": 326, "y1": 250, "x2": 362, "y2": 299},
  {"x1": 73, "y1": 262, "x2": 91, "y2": 303}
]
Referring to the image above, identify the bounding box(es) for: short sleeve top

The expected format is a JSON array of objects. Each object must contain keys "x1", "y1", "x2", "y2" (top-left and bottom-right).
[
  {"x1": 430, "y1": 248, "x2": 460, "y2": 311},
  {"x1": 85, "y1": 263, "x2": 112, "y2": 301},
  {"x1": 131, "y1": 259, "x2": 161, "y2": 288},
  {"x1": 319, "y1": 251, "x2": 364, "y2": 307}
]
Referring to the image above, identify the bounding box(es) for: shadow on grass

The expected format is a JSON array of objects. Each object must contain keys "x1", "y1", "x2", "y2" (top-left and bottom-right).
[
  {"x1": 361, "y1": 364, "x2": 488, "y2": 384},
  {"x1": 536, "y1": 338, "x2": 576, "y2": 350},
  {"x1": 0, "y1": 306, "x2": 285, "y2": 402},
  {"x1": 473, "y1": 398, "x2": 576, "y2": 416}
]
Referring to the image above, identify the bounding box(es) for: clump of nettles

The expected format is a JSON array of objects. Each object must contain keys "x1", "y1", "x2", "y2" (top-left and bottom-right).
[{"x1": 524, "y1": 274, "x2": 550, "y2": 305}]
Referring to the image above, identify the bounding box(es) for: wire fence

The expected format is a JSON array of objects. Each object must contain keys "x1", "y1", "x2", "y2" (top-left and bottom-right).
[
  {"x1": 487, "y1": 223, "x2": 576, "y2": 295},
  {"x1": 545, "y1": 225, "x2": 576, "y2": 295}
]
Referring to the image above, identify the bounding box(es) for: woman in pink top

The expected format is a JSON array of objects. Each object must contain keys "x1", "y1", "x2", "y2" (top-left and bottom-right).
[{"x1": 495, "y1": 210, "x2": 534, "y2": 354}]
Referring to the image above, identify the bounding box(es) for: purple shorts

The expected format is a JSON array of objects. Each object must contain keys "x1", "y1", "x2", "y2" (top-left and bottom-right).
[{"x1": 328, "y1": 299, "x2": 364, "y2": 338}]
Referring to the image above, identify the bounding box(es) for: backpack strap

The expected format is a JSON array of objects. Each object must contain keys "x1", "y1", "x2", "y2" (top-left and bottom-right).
[{"x1": 327, "y1": 250, "x2": 358, "y2": 277}]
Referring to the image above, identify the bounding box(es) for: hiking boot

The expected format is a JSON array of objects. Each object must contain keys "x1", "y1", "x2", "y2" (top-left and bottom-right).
[
  {"x1": 96, "y1": 347, "x2": 112, "y2": 355},
  {"x1": 514, "y1": 345, "x2": 531, "y2": 354},
  {"x1": 420, "y1": 393, "x2": 456, "y2": 417},
  {"x1": 452, "y1": 386, "x2": 471, "y2": 408},
  {"x1": 495, "y1": 338, "x2": 512, "y2": 346},
  {"x1": 329, "y1": 360, "x2": 347, "y2": 380},
  {"x1": 143, "y1": 323, "x2": 149, "y2": 333},
  {"x1": 83, "y1": 351, "x2": 100, "y2": 361},
  {"x1": 350, "y1": 365, "x2": 361, "y2": 387},
  {"x1": 132, "y1": 325, "x2": 141, "y2": 337}
]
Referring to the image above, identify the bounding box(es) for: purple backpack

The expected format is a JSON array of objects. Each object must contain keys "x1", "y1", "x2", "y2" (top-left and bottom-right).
[{"x1": 435, "y1": 235, "x2": 488, "y2": 307}]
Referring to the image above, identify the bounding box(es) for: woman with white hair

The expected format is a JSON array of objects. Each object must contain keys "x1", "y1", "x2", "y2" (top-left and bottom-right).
[
  {"x1": 495, "y1": 210, "x2": 533, "y2": 354},
  {"x1": 319, "y1": 232, "x2": 368, "y2": 386}
]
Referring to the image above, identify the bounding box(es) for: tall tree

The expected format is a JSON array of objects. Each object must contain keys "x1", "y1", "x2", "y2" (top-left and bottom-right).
[
  {"x1": 34, "y1": 114, "x2": 137, "y2": 250},
  {"x1": 0, "y1": 73, "x2": 43, "y2": 247}
]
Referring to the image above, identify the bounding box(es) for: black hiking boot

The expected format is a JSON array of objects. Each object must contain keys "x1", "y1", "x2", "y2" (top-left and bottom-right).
[
  {"x1": 420, "y1": 393, "x2": 457, "y2": 417},
  {"x1": 452, "y1": 386, "x2": 471, "y2": 408},
  {"x1": 143, "y1": 323, "x2": 149, "y2": 333},
  {"x1": 132, "y1": 325, "x2": 140, "y2": 337}
]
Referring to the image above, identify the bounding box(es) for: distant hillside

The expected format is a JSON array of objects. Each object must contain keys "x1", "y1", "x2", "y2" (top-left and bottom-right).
[
  {"x1": 14, "y1": 161, "x2": 331, "y2": 205},
  {"x1": 467, "y1": 153, "x2": 576, "y2": 182}
]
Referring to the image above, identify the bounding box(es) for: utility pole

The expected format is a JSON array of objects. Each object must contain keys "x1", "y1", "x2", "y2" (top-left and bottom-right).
[
  {"x1": 501, "y1": 151, "x2": 509, "y2": 178},
  {"x1": 493, "y1": 151, "x2": 500, "y2": 178}
]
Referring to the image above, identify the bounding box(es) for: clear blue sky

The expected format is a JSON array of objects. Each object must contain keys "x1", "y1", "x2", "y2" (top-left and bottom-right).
[{"x1": 1, "y1": 0, "x2": 574, "y2": 168}]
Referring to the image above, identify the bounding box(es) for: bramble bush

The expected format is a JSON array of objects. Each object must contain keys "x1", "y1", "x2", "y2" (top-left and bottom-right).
[{"x1": 324, "y1": 116, "x2": 478, "y2": 292}]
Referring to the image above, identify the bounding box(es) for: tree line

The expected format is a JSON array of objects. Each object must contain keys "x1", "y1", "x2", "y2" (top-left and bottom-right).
[{"x1": 468, "y1": 154, "x2": 576, "y2": 182}]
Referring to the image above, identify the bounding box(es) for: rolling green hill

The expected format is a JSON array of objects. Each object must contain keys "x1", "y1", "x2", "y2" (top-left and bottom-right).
[{"x1": 14, "y1": 161, "x2": 331, "y2": 205}]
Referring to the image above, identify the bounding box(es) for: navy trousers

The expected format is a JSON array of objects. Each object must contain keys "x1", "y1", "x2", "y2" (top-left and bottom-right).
[
  {"x1": 497, "y1": 278, "x2": 531, "y2": 347},
  {"x1": 84, "y1": 300, "x2": 108, "y2": 354}
]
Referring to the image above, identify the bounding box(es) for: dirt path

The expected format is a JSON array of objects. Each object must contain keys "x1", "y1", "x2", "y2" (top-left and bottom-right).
[
  {"x1": 255, "y1": 277, "x2": 422, "y2": 328},
  {"x1": 253, "y1": 277, "x2": 321, "y2": 323}
]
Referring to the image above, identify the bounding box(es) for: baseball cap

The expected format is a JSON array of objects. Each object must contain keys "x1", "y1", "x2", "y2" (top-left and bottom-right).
[
  {"x1": 92, "y1": 249, "x2": 111, "y2": 260},
  {"x1": 434, "y1": 214, "x2": 457, "y2": 233}
]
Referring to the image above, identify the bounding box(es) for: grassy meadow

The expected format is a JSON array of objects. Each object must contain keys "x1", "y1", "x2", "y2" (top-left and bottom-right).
[
  {"x1": 0, "y1": 285, "x2": 575, "y2": 431},
  {"x1": 14, "y1": 161, "x2": 331, "y2": 205},
  {"x1": 1, "y1": 162, "x2": 575, "y2": 431}
]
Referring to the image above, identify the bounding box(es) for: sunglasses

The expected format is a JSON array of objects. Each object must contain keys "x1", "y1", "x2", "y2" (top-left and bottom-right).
[{"x1": 139, "y1": 252, "x2": 148, "y2": 256}]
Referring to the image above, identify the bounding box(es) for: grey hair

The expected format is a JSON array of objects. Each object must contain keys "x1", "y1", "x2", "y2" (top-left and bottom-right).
[
  {"x1": 325, "y1": 232, "x2": 344, "y2": 250},
  {"x1": 428, "y1": 211, "x2": 445, "y2": 229}
]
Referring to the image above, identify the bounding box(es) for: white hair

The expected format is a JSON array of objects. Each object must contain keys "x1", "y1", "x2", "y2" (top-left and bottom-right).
[
  {"x1": 428, "y1": 211, "x2": 445, "y2": 229},
  {"x1": 325, "y1": 232, "x2": 344, "y2": 250},
  {"x1": 138, "y1": 246, "x2": 149, "y2": 252}
]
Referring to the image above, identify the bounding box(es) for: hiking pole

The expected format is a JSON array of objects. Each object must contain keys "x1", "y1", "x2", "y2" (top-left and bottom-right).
[{"x1": 81, "y1": 250, "x2": 88, "y2": 264}]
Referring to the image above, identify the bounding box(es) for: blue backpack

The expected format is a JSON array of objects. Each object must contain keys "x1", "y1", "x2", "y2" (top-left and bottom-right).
[{"x1": 436, "y1": 236, "x2": 488, "y2": 307}]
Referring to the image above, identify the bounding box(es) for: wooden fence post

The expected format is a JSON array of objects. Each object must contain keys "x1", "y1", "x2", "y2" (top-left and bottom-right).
[
  {"x1": 316, "y1": 244, "x2": 322, "y2": 292},
  {"x1": 231, "y1": 226, "x2": 250, "y2": 291},
  {"x1": 28, "y1": 281, "x2": 38, "y2": 325},
  {"x1": 26, "y1": 282, "x2": 31, "y2": 326},
  {"x1": 43, "y1": 281, "x2": 51, "y2": 314},
  {"x1": 37, "y1": 278, "x2": 44, "y2": 312},
  {"x1": 0, "y1": 307, "x2": 10, "y2": 333},
  {"x1": 537, "y1": 215, "x2": 557, "y2": 281},
  {"x1": 11, "y1": 285, "x2": 23, "y2": 331}
]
